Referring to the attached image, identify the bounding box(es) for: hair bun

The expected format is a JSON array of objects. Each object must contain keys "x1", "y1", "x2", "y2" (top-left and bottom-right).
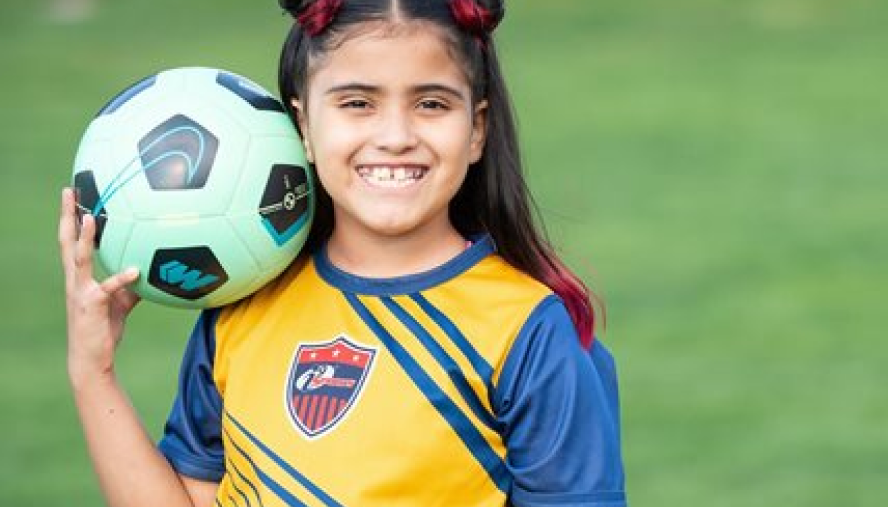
[
  {"x1": 478, "y1": 0, "x2": 505, "y2": 28},
  {"x1": 278, "y1": 0, "x2": 308, "y2": 17},
  {"x1": 450, "y1": 0, "x2": 505, "y2": 37},
  {"x1": 279, "y1": 0, "x2": 343, "y2": 35}
]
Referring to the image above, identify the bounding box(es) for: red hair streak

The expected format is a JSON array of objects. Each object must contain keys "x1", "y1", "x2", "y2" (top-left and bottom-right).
[
  {"x1": 544, "y1": 257, "x2": 596, "y2": 349},
  {"x1": 449, "y1": 0, "x2": 498, "y2": 37},
  {"x1": 297, "y1": 0, "x2": 343, "y2": 36}
]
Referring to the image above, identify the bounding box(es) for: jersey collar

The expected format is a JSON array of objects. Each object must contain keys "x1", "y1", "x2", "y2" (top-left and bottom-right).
[{"x1": 313, "y1": 234, "x2": 495, "y2": 296}]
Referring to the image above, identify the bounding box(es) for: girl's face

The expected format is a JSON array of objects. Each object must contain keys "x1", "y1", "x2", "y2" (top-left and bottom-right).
[{"x1": 293, "y1": 22, "x2": 487, "y2": 245}]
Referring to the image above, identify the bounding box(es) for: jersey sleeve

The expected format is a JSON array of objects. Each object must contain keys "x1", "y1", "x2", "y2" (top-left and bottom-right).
[
  {"x1": 157, "y1": 309, "x2": 225, "y2": 482},
  {"x1": 494, "y1": 295, "x2": 626, "y2": 507}
]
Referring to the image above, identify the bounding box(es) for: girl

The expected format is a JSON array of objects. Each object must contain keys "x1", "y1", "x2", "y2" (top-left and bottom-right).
[{"x1": 58, "y1": 1, "x2": 627, "y2": 506}]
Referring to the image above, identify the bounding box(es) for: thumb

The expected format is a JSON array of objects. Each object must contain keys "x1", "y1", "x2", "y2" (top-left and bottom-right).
[{"x1": 100, "y1": 267, "x2": 140, "y2": 294}]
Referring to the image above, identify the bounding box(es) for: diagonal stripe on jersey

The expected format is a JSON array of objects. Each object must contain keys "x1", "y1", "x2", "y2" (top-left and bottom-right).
[
  {"x1": 227, "y1": 455, "x2": 262, "y2": 507},
  {"x1": 225, "y1": 412, "x2": 347, "y2": 507},
  {"x1": 380, "y1": 295, "x2": 499, "y2": 430},
  {"x1": 410, "y1": 292, "x2": 496, "y2": 388},
  {"x1": 344, "y1": 292, "x2": 511, "y2": 493},
  {"x1": 226, "y1": 467, "x2": 253, "y2": 507},
  {"x1": 223, "y1": 426, "x2": 310, "y2": 507}
]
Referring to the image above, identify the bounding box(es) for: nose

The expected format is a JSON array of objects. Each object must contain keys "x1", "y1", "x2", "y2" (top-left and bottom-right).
[{"x1": 373, "y1": 106, "x2": 418, "y2": 154}]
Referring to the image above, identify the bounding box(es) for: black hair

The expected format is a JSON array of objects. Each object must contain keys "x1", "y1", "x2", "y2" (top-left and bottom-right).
[{"x1": 277, "y1": 0, "x2": 598, "y2": 346}]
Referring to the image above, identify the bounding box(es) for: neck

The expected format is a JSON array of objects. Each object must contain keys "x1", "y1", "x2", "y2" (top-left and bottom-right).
[{"x1": 325, "y1": 224, "x2": 468, "y2": 278}]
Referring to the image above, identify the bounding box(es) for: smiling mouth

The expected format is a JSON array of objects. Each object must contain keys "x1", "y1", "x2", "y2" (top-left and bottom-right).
[{"x1": 357, "y1": 164, "x2": 429, "y2": 188}]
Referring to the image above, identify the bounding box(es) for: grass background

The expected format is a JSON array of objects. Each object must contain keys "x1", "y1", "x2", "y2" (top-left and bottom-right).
[{"x1": 1, "y1": 0, "x2": 885, "y2": 504}]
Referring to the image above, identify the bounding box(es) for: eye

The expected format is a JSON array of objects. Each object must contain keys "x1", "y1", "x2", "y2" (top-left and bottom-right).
[
  {"x1": 340, "y1": 98, "x2": 372, "y2": 109},
  {"x1": 417, "y1": 98, "x2": 450, "y2": 111}
]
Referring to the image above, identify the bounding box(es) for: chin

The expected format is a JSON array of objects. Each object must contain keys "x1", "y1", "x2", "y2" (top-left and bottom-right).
[{"x1": 363, "y1": 220, "x2": 420, "y2": 238}]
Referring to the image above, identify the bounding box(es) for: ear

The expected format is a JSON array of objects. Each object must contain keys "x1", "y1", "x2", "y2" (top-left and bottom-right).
[
  {"x1": 290, "y1": 98, "x2": 314, "y2": 164},
  {"x1": 469, "y1": 99, "x2": 488, "y2": 165}
]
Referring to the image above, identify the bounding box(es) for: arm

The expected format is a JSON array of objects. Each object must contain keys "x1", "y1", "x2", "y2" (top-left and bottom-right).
[
  {"x1": 59, "y1": 188, "x2": 217, "y2": 507},
  {"x1": 71, "y1": 372, "x2": 215, "y2": 506},
  {"x1": 495, "y1": 296, "x2": 626, "y2": 507}
]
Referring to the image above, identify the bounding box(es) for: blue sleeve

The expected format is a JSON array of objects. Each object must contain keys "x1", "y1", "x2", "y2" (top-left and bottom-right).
[
  {"x1": 157, "y1": 309, "x2": 225, "y2": 482},
  {"x1": 495, "y1": 296, "x2": 626, "y2": 507}
]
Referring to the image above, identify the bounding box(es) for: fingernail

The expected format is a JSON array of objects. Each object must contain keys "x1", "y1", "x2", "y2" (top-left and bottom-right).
[{"x1": 125, "y1": 267, "x2": 140, "y2": 277}]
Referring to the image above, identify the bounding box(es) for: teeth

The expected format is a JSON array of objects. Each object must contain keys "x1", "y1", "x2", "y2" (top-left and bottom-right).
[{"x1": 358, "y1": 166, "x2": 426, "y2": 188}]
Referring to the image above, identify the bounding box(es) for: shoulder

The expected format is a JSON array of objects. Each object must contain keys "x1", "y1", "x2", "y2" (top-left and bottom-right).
[
  {"x1": 492, "y1": 293, "x2": 578, "y2": 389},
  {"x1": 209, "y1": 255, "x2": 314, "y2": 385},
  {"x1": 471, "y1": 253, "x2": 552, "y2": 298},
  {"x1": 491, "y1": 297, "x2": 627, "y2": 504},
  {"x1": 216, "y1": 254, "x2": 311, "y2": 332},
  {"x1": 444, "y1": 252, "x2": 553, "y2": 321},
  {"x1": 416, "y1": 252, "x2": 556, "y2": 378}
]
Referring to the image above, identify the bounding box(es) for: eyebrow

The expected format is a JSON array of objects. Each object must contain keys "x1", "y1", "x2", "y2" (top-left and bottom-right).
[{"x1": 325, "y1": 82, "x2": 467, "y2": 101}]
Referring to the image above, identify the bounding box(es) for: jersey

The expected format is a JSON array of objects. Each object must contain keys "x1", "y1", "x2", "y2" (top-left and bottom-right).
[{"x1": 159, "y1": 235, "x2": 626, "y2": 507}]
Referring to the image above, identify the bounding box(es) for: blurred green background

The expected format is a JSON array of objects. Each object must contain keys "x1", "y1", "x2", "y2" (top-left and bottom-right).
[{"x1": 1, "y1": 0, "x2": 885, "y2": 504}]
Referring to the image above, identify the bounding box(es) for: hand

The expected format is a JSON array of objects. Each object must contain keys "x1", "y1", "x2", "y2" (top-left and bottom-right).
[{"x1": 58, "y1": 188, "x2": 141, "y2": 385}]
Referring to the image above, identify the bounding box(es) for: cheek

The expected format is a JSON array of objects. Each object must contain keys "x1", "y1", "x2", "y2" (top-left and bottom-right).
[
  {"x1": 309, "y1": 117, "x2": 359, "y2": 162},
  {"x1": 423, "y1": 118, "x2": 476, "y2": 159}
]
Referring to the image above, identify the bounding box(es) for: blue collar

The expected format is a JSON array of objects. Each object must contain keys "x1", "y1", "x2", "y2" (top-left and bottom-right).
[{"x1": 313, "y1": 234, "x2": 495, "y2": 296}]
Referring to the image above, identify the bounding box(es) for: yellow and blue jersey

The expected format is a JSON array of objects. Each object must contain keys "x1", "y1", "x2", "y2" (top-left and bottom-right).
[{"x1": 159, "y1": 235, "x2": 626, "y2": 507}]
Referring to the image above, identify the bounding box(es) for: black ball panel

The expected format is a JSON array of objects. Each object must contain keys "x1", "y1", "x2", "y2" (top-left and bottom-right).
[
  {"x1": 216, "y1": 71, "x2": 285, "y2": 112},
  {"x1": 95, "y1": 74, "x2": 157, "y2": 117},
  {"x1": 137, "y1": 114, "x2": 219, "y2": 190},
  {"x1": 73, "y1": 170, "x2": 108, "y2": 247},
  {"x1": 147, "y1": 246, "x2": 229, "y2": 300},
  {"x1": 258, "y1": 164, "x2": 310, "y2": 245}
]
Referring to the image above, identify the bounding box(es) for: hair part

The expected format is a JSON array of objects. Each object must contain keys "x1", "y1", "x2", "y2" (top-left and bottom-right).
[{"x1": 278, "y1": 0, "x2": 599, "y2": 347}]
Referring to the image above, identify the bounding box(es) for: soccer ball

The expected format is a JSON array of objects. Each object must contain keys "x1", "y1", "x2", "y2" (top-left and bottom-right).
[{"x1": 72, "y1": 67, "x2": 313, "y2": 309}]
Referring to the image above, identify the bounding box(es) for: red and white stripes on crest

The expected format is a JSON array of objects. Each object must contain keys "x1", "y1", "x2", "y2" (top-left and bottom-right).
[{"x1": 293, "y1": 393, "x2": 348, "y2": 431}]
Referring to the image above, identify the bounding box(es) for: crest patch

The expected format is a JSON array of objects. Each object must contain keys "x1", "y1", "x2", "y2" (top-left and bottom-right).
[{"x1": 285, "y1": 335, "x2": 377, "y2": 438}]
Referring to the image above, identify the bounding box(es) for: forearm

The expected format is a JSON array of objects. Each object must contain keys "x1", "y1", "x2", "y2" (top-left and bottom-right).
[{"x1": 71, "y1": 372, "x2": 196, "y2": 507}]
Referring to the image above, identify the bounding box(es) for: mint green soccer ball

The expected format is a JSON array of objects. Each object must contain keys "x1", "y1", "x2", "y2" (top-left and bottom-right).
[{"x1": 72, "y1": 67, "x2": 313, "y2": 309}]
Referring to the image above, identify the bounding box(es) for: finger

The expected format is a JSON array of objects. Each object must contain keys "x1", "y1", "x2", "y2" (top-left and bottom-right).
[
  {"x1": 74, "y1": 212, "x2": 96, "y2": 280},
  {"x1": 119, "y1": 288, "x2": 142, "y2": 311},
  {"x1": 100, "y1": 267, "x2": 140, "y2": 295},
  {"x1": 58, "y1": 187, "x2": 77, "y2": 265},
  {"x1": 114, "y1": 285, "x2": 142, "y2": 315}
]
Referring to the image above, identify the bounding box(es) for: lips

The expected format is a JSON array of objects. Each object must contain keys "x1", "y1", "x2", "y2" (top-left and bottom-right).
[{"x1": 356, "y1": 164, "x2": 428, "y2": 188}]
